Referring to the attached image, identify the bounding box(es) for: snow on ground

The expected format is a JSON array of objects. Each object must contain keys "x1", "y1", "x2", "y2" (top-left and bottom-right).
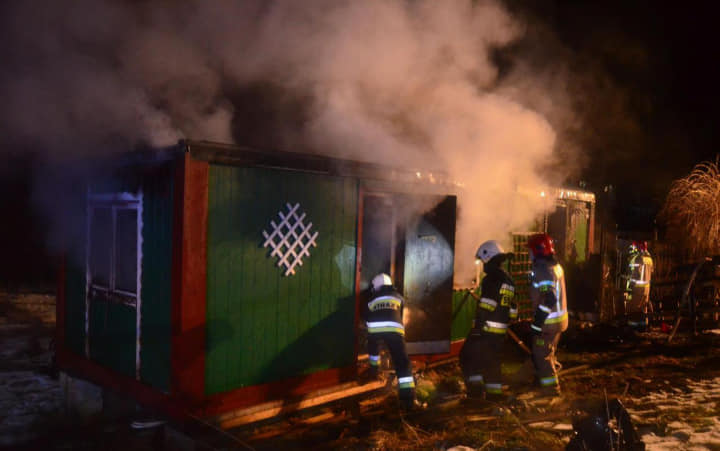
[
  {"x1": 0, "y1": 370, "x2": 63, "y2": 447},
  {"x1": 0, "y1": 322, "x2": 63, "y2": 448},
  {"x1": 628, "y1": 377, "x2": 720, "y2": 450}
]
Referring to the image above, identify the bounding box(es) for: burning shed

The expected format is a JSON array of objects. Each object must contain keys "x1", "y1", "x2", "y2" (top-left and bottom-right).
[{"x1": 56, "y1": 140, "x2": 458, "y2": 422}]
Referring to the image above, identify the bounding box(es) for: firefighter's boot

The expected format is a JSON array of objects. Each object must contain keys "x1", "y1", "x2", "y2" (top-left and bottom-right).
[
  {"x1": 465, "y1": 383, "x2": 485, "y2": 400},
  {"x1": 359, "y1": 366, "x2": 379, "y2": 384},
  {"x1": 537, "y1": 384, "x2": 562, "y2": 399},
  {"x1": 485, "y1": 392, "x2": 509, "y2": 403}
]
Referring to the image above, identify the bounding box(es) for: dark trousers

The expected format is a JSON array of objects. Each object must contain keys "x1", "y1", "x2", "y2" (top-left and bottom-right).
[
  {"x1": 627, "y1": 287, "x2": 650, "y2": 329},
  {"x1": 459, "y1": 330, "x2": 504, "y2": 395},
  {"x1": 532, "y1": 331, "x2": 561, "y2": 390},
  {"x1": 367, "y1": 332, "x2": 415, "y2": 403}
]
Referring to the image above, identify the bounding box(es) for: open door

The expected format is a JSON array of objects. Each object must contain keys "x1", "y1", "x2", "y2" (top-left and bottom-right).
[
  {"x1": 400, "y1": 195, "x2": 456, "y2": 354},
  {"x1": 86, "y1": 193, "x2": 142, "y2": 378}
]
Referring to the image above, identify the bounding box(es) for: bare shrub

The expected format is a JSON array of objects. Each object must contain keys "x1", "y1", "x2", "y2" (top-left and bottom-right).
[{"x1": 660, "y1": 156, "x2": 720, "y2": 257}]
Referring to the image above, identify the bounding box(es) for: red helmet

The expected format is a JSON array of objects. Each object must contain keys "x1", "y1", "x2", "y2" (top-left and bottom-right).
[
  {"x1": 527, "y1": 233, "x2": 555, "y2": 257},
  {"x1": 639, "y1": 241, "x2": 648, "y2": 252}
]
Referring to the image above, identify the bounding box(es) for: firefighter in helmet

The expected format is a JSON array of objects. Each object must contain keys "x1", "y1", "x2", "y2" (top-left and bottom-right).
[
  {"x1": 364, "y1": 273, "x2": 417, "y2": 410},
  {"x1": 625, "y1": 241, "x2": 654, "y2": 331},
  {"x1": 459, "y1": 240, "x2": 517, "y2": 401},
  {"x1": 527, "y1": 233, "x2": 568, "y2": 398}
]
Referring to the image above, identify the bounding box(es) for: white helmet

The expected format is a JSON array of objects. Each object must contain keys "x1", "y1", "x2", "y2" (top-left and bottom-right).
[
  {"x1": 475, "y1": 240, "x2": 505, "y2": 264},
  {"x1": 371, "y1": 273, "x2": 393, "y2": 291}
]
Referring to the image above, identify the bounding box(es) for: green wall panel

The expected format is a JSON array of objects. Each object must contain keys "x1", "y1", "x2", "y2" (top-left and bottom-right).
[
  {"x1": 139, "y1": 166, "x2": 174, "y2": 391},
  {"x1": 450, "y1": 288, "x2": 478, "y2": 341},
  {"x1": 88, "y1": 301, "x2": 136, "y2": 377},
  {"x1": 206, "y1": 165, "x2": 358, "y2": 395}
]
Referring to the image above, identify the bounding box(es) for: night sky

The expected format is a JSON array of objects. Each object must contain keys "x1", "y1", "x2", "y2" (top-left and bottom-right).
[
  {"x1": 507, "y1": 0, "x2": 719, "y2": 229},
  {"x1": 1, "y1": 0, "x2": 718, "y2": 287}
]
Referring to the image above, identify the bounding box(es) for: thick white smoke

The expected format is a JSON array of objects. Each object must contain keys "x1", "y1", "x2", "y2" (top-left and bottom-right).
[{"x1": 0, "y1": 0, "x2": 579, "y2": 285}]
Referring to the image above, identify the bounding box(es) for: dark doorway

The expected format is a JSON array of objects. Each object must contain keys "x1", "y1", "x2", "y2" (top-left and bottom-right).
[
  {"x1": 360, "y1": 195, "x2": 395, "y2": 288},
  {"x1": 359, "y1": 192, "x2": 457, "y2": 355}
]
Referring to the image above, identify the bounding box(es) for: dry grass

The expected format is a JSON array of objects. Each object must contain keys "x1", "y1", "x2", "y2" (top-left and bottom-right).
[{"x1": 660, "y1": 156, "x2": 720, "y2": 257}]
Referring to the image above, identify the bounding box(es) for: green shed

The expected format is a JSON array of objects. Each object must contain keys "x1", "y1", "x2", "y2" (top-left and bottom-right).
[{"x1": 56, "y1": 140, "x2": 459, "y2": 422}]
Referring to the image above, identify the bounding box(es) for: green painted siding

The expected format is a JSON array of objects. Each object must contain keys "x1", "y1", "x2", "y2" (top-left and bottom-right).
[
  {"x1": 451, "y1": 288, "x2": 478, "y2": 341},
  {"x1": 88, "y1": 301, "x2": 136, "y2": 377},
  {"x1": 139, "y1": 166, "x2": 174, "y2": 391},
  {"x1": 206, "y1": 165, "x2": 358, "y2": 395}
]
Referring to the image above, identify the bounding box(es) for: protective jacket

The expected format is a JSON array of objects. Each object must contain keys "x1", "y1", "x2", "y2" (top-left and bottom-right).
[
  {"x1": 529, "y1": 256, "x2": 568, "y2": 334},
  {"x1": 625, "y1": 251, "x2": 653, "y2": 328},
  {"x1": 626, "y1": 252, "x2": 653, "y2": 292},
  {"x1": 474, "y1": 264, "x2": 518, "y2": 334},
  {"x1": 364, "y1": 286, "x2": 405, "y2": 335}
]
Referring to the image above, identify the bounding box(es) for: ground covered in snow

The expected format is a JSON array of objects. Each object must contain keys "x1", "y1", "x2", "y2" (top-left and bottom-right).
[{"x1": 0, "y1": 293, "x2": 61, "y2": 448}]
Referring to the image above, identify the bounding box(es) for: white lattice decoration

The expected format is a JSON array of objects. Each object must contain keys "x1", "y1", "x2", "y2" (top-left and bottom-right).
[{"x1": 262, "y1": 203, "x2": 319, "y2": 276}]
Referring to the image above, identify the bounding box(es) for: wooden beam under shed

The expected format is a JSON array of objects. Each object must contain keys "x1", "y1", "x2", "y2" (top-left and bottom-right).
[{"x1": 215, "y1": 379, "x2": 387, "y2": 429}]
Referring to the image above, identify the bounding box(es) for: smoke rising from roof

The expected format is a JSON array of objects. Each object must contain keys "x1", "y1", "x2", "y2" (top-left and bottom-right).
[{"x1": 0, "y1": 0, "x2": 582, "y2": 285}]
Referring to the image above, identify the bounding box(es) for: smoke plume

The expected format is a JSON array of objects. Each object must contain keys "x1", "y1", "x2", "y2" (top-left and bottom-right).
[{"x1": 0, "y1": 0, "x2": 583, "y2": 285}]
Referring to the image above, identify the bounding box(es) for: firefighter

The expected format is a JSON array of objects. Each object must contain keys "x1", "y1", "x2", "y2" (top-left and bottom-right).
[
  {"x1": 364, "y1": 273, "x2": 417, "y2": 410},
  {"x1": 625, "y1": 241, "x2": 654, "y2": 332},
  {"x1": 459, "y1": 240, "x2": 517, "y2": 401},
  {"x1": 527, "y1": 233, "x2": 568, "y2": 398}
]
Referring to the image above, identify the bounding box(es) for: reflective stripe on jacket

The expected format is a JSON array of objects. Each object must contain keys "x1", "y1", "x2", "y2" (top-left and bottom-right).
[
  {"x1": 365, "y1": 286, "x2": 405, "y2": 335},
  {"x1": 475, "y1": 264, "x2": 516, "y2": 335},
  {"x1": 530, "y1": 258, "x2": 568, "y2": 333},
  {"x1": 627, "y1": 253, "x2": 653, "y2": 290}
]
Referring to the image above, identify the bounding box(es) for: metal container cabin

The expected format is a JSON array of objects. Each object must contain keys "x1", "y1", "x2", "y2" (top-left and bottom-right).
[{"x1": 56, "y1": 140, "x2": 458, "y2": 420}]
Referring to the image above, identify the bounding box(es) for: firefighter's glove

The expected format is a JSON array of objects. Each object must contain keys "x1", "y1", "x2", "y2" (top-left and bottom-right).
[
  {"x1": 542, "y1": 290, "x2": 557, "y2": 308},
  {"x1": 531, "y1": 307, "x2": 550, "y2": 335}
]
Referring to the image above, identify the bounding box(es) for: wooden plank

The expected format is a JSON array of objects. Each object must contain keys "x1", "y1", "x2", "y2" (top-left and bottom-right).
[{"x1": 217, "y1": 379, "x2": 386, "y2": 429}]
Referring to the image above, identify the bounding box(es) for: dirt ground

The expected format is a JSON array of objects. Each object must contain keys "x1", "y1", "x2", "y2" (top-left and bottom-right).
[
  {"x1": 232, "y1": 325, "x2": 720, "y2": 451},
  {"x1": 2, "y1": 291, "x2": 720, "y2": 451}
]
